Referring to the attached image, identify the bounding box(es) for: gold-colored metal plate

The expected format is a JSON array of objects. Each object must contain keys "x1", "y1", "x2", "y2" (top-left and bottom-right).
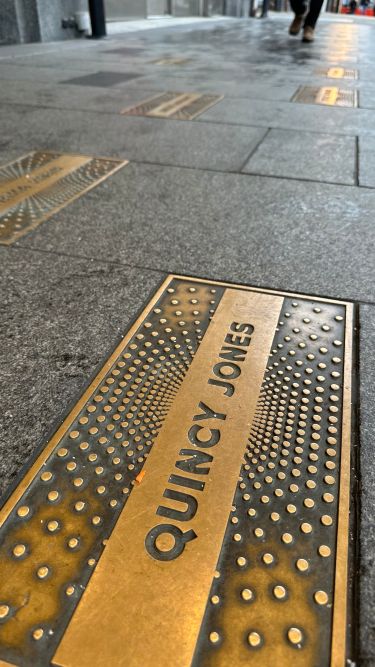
[
  {"x1": 151, "y1": 57, "x2": 191, "y2": 65},
  {"x1": 292, "y1": 85, "x2": 358, "y2": 108},
  {"x1": 315, "y1": 67, "x2": 358, "y2": 80},
  {"x1": 0, "y1": 276, "x2": 354, "y2": 667},
  {"x1": 0, "y1": 152, "x2": 128, "y2": 245},
  {"x1": 122, "y1": 92, "x2": 223, "y2": 120}
]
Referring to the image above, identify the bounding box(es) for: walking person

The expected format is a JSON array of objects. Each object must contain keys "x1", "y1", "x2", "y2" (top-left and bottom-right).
[{"x1": 288, "y1": 0, "x2": 325, "y2": 43}]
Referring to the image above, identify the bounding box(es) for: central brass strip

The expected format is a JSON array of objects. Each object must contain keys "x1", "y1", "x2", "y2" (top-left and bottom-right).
[
  {"x1": 315, "y1": 87, "x2": 339, "y2": 106},
  {"x1": 147, "y1": 93, "x2": 201, "y2": 117},
  {"x1": 53, "y1": 289, "x2": 283, "y2": 667}
]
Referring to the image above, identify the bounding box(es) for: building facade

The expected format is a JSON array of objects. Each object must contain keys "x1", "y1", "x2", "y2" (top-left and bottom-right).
[{"x1": 0, "y1": 0, "x2": 255, "y2": 45}]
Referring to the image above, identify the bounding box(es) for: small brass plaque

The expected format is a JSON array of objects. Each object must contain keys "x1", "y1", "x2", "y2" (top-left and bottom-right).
[
  {"x1": 293, "y1": 85, "x2": 357, "y2": 107},
  {"x1": 122, "y1": 92, "x2": 223, "y2": 120},
  {"x1": 315, "y1": 67, "x2": 358, "y2": 80},
  {"x1": 150, "y1": 57, "x2": 191, "y2": 65},
  {"x1": 0, "y1": 276, "x2": 354, "y2": 667},
  {"x1": 0, "y1": 152, "x2": 128, "y2": 245}
]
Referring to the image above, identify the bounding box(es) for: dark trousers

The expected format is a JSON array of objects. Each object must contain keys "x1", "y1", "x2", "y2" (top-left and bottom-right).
[{"x1": 290, "y1": 0, "x2": 324, "y2": 27}]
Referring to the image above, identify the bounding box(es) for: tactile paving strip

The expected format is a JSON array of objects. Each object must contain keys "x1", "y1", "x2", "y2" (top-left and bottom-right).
[
  {"x1": 292, "y1": 86, "x2": 358, "y2": 107},
  {"x1": 0, "y1": 276, "x2": 354, "y2": 667},
  {"x1": 0, "y1": 151, "x2": 127, "y2": 245},
  {"x1": 121, "y1": 92, "x2": 223, "y2": 120}
]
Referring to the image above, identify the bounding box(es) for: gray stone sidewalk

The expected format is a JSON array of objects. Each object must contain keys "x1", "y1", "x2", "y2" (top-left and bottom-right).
[{"x1": 0, "y1": 12, "x2": 374, "y2": 665}]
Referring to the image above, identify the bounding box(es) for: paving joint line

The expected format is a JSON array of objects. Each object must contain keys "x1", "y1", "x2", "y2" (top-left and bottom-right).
[
  {"x1": 125, "y1": 157, "x2": 374, "y2": 191},
  {"x1": 7, "y1": 244, "x2": 375, "y2": 308},
  {"x1": 0, "y1": 97, "x2": 372, "y2": 141},
  {"x1": 237, "y1": 127, "x2": 271, "y2": 172},
  {"x1": 355, "y1": 135, "x2": 360, "y2": 186},
  {"x1": 7, "y1": 242, "x2": 168, "y2": 277}
]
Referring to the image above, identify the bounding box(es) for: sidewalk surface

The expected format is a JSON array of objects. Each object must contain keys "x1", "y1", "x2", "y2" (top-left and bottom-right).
[{"x1": 0, "y1": 12, "x2": 374, "y2": 665}]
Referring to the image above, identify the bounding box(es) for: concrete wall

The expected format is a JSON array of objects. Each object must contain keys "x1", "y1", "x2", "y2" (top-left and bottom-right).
[
  {"x1": 106, "y1": 0, "x2": 147, "y2": 19},
  {"x1": 37, "y1": 0, "x2": 88, "y2": 42},
  {"x1": 0, "y1": 0, "x2": 89, "y2": 44},
  {"x1": 0, "y1": 0, "x2": 22, "y2": 45}
]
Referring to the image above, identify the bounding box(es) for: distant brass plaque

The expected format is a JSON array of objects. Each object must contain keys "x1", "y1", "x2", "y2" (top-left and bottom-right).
[
  {"x1": 122, "y1": 92, "x2": 223, "y2": 120},
  {"x1": 150, "y1": 57, "x2": 191, "y2": 65},
  {"x1": 0, "y1": 276, "x2": 354, "y2": 667},
  {"x1": 0, "y1": 152, "x2": 128, "y2": 245},
  {"x1": 315, "y1": 67, "x2": 358, "y2": 80},
  {"x1": 292, "y1": 85, "x2": 358, "y2": 107}
]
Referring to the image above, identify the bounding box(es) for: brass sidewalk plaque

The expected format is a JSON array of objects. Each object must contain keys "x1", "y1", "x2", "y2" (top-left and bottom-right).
[
  {"x1": 315, "y1": 67, "x2": 358, "y2": 80},
  {"x1": 151, "y1": 57, "x2": 191, "y2": 65},
  {"x1": 292, "y1": 85, "x2": 358, "y2": 107},
  {"x1": 122, "y1": 92, "x2": 223, "y2": 120},
  {"x1": 0, "y1": 276, "x2": 354, "y2": 667},
  {"x1": 0, "y1": 152, "x2": 128, "y2": 245}
]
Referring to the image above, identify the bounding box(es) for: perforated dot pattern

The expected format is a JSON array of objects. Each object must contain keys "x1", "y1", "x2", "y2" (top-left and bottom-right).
[
  {"x1": 192, "y1": 296, "x2": 346, "y2": 667},
  {"x1": 0, "y1": 278, "x2": 223, "y2": 666}
]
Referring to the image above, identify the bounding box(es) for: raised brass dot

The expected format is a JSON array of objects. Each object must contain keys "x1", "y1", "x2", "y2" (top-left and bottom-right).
[
  {"x1": 270, "y1": 512, "x2": 280, "y2": 522},
  {"x1": 92, "y1": 516, "x2": 101, "y2": 526},
  {"x1": 37, "y1": 566, "x2": 49, "y2": 579},
  {"x1": 287, "y1": 504, "x2": 296, "y2": 514},
  {"x1": 13, "y1": 544, "x2": 26, "y2": 557},
  {"x1": 75, "y1": 501, "x2": 85, "y2": 512},
  {"x1": 319, "y1": 545, "x2": 331, "y2": 557},
  {"x1": 47, "y1": 520, "x2": 59, "y2": 533},
  {"x1": 73, "y1": 478, "x2": 84, "y2": 487},
  {"x1": 88, "y1": 558, "x2": 96, "y2": 567},
  {"x1": 67, "y1": 461, "x2": 76, "y2": 472},
  {"x1": 254, "y1": 528, "x2": 264, "y2": 538},
  {"x1": 248, "y1": 631, "x2": 262, "y2": 648},
  {"x1": 209, "y1": 631, "x2": 220, "y2": 644},
  {"x1": 262, "y1": 552, "x2": 274, "y2": 565},
  {"x1": 296, "y1": 558, "x2": 309, "y2": 572},
  {"x1": 0, "y1": 605, "x2": 10, "y2": 619},
  {"x1": 33, "y1": 628, "x2": 44, "y2": 640},
  {"x1": 211, "y1": 595, "x2": 220, "y2": 605},
  {"x1": 48, "y1": 490, "x2": 59, "y2": 502},
  {"x1": 41, "y1": 471, "x2": 52, "y2": 482},
  {"x1": 323, "y1": 493, "x2": 334, "y2": 503},
  {"x1": 97, "y1": 485, "x2": 106, "y2": 495},
  {"x1": 57, "y1": 447, "x2": 68, "y2": 457},
  {"x1": 314, "y1": 590, "x2": 329, "y2": 605},
  {"x1": 273, "y1": 585, "x2": 287, "y2": 600},
  {"x1": 321, "y1": 515, "x2": 333, "y2": 526},
  {"x1": 68, "y1": 538, "x2": 79, "y2": 549},
  {"x1": 17, "y1": 506, "x2": 30, "y2": 518},
  {"x1": 69, "y1": 431, "x2": 80, "y2": 440},
  {"x1": 288, "y1": 627, "x2": 303, "y2": 645},
  {"x1": 241, "y1": 588, "x2": 253, "y2": 601},
  {"x1": 237, "y1": 556, "x2": 247, "y2": 567},
  {"x1": 324, "y1": 475, "x2": 335, "y2": 485},
  {"x1": 282, "y1": 533, "x2": 293, "y2": 544},
  {"x1": 233, "y1": 533, "x2": 242, "y2": 542},
  {"x1": 301, "y1": 522, "x2": 312, "y2": 534},
  {"x1": 66, "y1": 585, "x2": 75, "y2": 596}
]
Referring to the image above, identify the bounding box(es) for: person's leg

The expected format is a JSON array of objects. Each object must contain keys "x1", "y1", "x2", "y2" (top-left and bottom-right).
[
  {"x1": 289, "y1": 0, "x2": 307, "y2": 34},
  {"x1": 304, "y1": 0, "x2": 324, "y2": 27},
  {"x1": 290, "y1": 0, "x2": 307, "y2": 15}
]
